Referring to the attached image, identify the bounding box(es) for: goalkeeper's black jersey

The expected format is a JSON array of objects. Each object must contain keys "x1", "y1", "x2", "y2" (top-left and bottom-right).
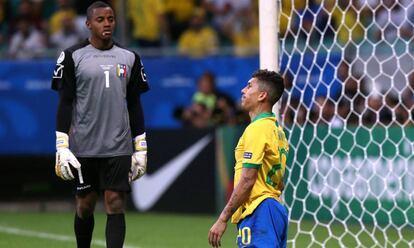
[{"x1": 51, "y1": 39, "x2": 149, "y2": 157}]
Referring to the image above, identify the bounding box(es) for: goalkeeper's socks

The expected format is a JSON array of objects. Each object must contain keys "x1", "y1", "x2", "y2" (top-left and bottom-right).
[
  {"x1": 74, "y1": 214, "x2": 94, "y2": 248},
  {"x1": 106, "y1": 213, "x2": 126, "y2": 248}
]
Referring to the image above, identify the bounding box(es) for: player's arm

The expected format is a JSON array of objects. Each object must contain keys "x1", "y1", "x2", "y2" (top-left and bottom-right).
[
  {"x1": 221, "y1": 168, "x2": 258, "y2": 221},
  {"x1": 208, "y1": 167, "x2": 257, "y2": 248},
  {"x1": 127, "y1": 52, "x2": 149, "y2": 181},
  {"x1": 51, "y1": 51, "x2": 82, "y2": 183},
  {"x1": 209, "y1": 126, "x2": 266, "y2": 247}
]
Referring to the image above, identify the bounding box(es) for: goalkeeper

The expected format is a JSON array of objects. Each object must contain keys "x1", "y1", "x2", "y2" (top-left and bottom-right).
[
  {"x1": 51, "y1": 2, "x2": 149, "y2": 248},
  {"x1": 208, "y1": 70, "x2": 289, "y2": 248}
]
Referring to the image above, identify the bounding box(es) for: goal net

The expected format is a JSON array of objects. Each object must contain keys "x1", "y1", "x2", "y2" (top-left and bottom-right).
[{"x1": 279, "y1": 0, "x2": 414, "y2": 247}]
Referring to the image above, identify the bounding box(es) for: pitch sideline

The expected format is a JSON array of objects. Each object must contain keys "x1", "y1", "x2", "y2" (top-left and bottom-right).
[{"x1": 0, "y1": 225, "x2": 140, "y2": 248}]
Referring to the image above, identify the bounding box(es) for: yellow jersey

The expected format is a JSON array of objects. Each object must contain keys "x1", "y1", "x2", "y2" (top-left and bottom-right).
[
  {"x1": 231, "y1": 112, "x2": 289, "y2": 224},
  {"x1": 178, "y1": 26, "x2": 218, "y2": 58},
  {"x1": 127, "y1": 0, "x2": 165, "y2": 41}
]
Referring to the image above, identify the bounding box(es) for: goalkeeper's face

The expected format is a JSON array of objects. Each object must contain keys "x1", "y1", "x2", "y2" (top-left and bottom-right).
[
  {"x1": 241, "y1": 78, "x2": 263, "y2": 111},
  {"x1": 87, "y1": 7, "x2": 115, "y2": 41}
]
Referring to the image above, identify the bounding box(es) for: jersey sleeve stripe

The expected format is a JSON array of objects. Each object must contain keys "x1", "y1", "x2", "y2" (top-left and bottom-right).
[{"x1": 242, "y1": 163, "x2": 261, "y2": 169}]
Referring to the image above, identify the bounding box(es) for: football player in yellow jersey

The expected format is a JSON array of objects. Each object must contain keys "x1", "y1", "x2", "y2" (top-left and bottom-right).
[{"x1": 208, "y1": 69, "x2": 289, "y2": 248}]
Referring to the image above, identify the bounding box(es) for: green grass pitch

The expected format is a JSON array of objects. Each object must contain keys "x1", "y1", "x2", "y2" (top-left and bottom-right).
[
  {"x1": 0, "y1": 211, "x2": 237, "y2": 248},
  {"x1": 0, "y1": 211, "x2": 412, "y2": 247}
]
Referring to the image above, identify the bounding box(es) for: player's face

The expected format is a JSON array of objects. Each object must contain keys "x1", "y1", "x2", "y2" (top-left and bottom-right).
[
  {"x1": 86, "y1": 7, "x2": 115, "y2": 41},
  {"x1": 241, "y1": 78, "x2": 262, "y2": 111}
]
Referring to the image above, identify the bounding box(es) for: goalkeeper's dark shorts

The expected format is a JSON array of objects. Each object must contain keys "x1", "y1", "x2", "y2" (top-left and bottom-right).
[
  {"x1": 236, "y1": 198, "x2": 288, "y2": 248},
  {"x1": 73, "y1": 156, "x2": 131, "y2": 195}
]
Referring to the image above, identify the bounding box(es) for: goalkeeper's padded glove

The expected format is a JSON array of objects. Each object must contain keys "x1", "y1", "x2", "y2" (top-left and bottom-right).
[
  {"x1": 55, "y1": 131, "x2": 83, "y2": 183},
  {"x1": 130, "y1": 132, "x2": 147, "y2": 182}
]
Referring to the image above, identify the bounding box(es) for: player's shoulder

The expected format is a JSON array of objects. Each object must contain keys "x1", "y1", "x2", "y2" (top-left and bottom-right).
[
  {"x1": 52, "y1": 40, "x2": 89, "y2": 67},
  {"x1": 113, "y1": 41, "x2": 141, "y2": 57},
  {"x1": 244, "y1": 115, "x2": 276, "y2": 138},
  {"x1": 250, "y1": 113, "x2": 276, "y2": 128},
  {"x1": 113, "y1": 41, "x2": 144, "y2": 65},
  {"x1": 63, "y1": 39, "x2": 90, "y2": 55}
]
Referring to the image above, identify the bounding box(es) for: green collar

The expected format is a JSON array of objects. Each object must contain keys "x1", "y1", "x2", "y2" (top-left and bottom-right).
[{"x1": 252, "y1": 112, "x2": 275, "y2": 122}]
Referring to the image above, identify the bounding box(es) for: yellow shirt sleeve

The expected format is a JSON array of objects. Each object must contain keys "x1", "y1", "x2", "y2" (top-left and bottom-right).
[{"x1": 241, "y1": 124, "x2": 267, "y2": 169}]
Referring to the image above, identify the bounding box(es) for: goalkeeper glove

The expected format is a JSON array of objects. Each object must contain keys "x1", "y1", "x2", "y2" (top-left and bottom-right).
[
  {"x1": 130, "y1": 132, "x2": 147, "y2": 182},
  {"x1": 55, "y1": 131, "x2": 83, "y2": 183}
]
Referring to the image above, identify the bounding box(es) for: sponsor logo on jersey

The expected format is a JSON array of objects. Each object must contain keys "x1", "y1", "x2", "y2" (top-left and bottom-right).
[
  {"x1": 93, "y1": 54, "x2": 116, "y2": 58},
  {"x1": 117, "y1": 64, "x2": 127, "y2": 78},
  {"x1": 243, "y1": 152, "x2": 253, "y2": 159}
]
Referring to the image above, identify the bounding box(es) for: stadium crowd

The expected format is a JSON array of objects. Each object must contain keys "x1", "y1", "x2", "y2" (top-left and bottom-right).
[
  {"x1": 0, "y1": 0, "x2": 261, "y2": 58},
  {"x1": 0, "y1": 0, "x2": 413, "y2": 128},
  {"x1": 278, "y1": 0, "x2": 414, "y2": 128},
  {"x1": 2, "y1": 0, "x2": 413, "y2": 59}
]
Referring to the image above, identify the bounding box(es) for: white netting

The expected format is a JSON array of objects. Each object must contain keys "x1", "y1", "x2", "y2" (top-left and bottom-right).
[{"x1": 279, "y1": 0, "x2": 414, "y2": 247}]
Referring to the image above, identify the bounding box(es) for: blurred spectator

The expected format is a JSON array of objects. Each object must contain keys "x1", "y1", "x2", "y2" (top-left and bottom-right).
[
  {"x1": 222, "y1": 4, "x2": 259, "y2": 56},
  {"x1": 279, "y1": 0, "x2": 306, "y2": 37},
  {"x1": 320, "y1": 98, "x2": 336, "y2": 125},
  {"x1": 177, "y1": 102, "x2": 213, "y2": 128},
  {"x1": 192, "y1": 71, "x2": 219, "y2": 111},
  {"x1": 31, "y1": 0, "x2": 47, "y2": 28},
  {"x1": 309, "y1": 96, "x2": 327, "y2": 125},
  {"x1": 362, "y1": 94, "x2": 396, "y2": 126},
  {"x1": 362, "y1": 95, "x2": 382, "y2": 125},
  {"x1": 9, "y1": 0, "x2": 45, "y2": 34},
  {"x1": 211, "y1": 91, "x2": 237, "y2": 126},
  {"x1": 50, "y1": 15, "x2": 82, "y2": 52},
  {"x1": 394, "y1": 103, "x2": 411, "y2": 126},
  {"x1": 8, "y1": 17, "x2": 46, "y2": 59},
  {"x1": 202, "y1": 0, "x2": 251, "y2": 44},
  {"x1": 323, "y1": 0, "x2": 364, "y2": 46},
  {"x1": 283, "y1": 98, "x2": 309, "y2": 126},
  {"x1": 164, "y1": 0, "x2": 196, "y2": 42},
  {"x1": 352, "y1": 0, "x2": 377, "y2": 25},
  {"x1": 402, "y1": 72, "x2": 414, "y2": 109},
  {"x1": 174, "y1": 71, "x2": 238, "y2": 128},
  {"x1": 385, "y1": 91, "x2": 399, "y2": 125},
  {"x1": 373, "y1": 0, "x2": 414, "y2": 42},
  {"x1": 127, "y1": 0, "x2": 169, "y2": 47},
  {"x1": 332, "y1": 98, "x2": 351, "y2": 127},
  {"x1": 178, "y1": 8, "x2": 219, "y2": 58},
  {"x1": 0, "y1": 0, "x2": 9, "y2": 49},
  {"x1": 49, "y1": 0, "x2": 76, "y2": 35},
  {"x1": 292, "y1": 0, "x2": 330, "y2": 47}
]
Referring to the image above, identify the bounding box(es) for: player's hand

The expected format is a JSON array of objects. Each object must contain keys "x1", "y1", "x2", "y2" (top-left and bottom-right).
[
  {"x1": 130, "y1": 133, "x2": 147, "y2": 182},
  {"x1": 55, "y1": 131, "x2": 83, "y2": 183},
  {"x1": 208, "y1": 219, "x2": 227, "y2": 248}
]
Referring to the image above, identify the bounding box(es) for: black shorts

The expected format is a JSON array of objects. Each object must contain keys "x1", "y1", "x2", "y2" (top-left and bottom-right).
[{"x1": 73, "y1": 156, "x2": 131, "y2": 195}]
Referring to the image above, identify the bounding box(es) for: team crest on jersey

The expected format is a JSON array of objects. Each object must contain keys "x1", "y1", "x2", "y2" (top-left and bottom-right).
[
  {"x1": 243, "y1": 152, "x2": 253, "y2": 159},
  {"x1": 117, "y1": 64, "x2": 127, "y2": 78}
]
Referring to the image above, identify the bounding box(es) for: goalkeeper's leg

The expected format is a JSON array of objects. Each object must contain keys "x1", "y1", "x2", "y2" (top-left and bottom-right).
[
  {"x1": 101, "y1": 156, "x2": 130, "y2": 248},
  {"x1": 105, "y1": 190, "x2": 127, "y2": 248},
  {"x1": 75, "y1": 192, "x2": 98, "y2": 248}
]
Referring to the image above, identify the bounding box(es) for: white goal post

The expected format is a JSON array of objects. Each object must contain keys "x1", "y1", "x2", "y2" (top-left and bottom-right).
[{"x1": 259, "y1": 0, "x2": 281, "y2": 117}]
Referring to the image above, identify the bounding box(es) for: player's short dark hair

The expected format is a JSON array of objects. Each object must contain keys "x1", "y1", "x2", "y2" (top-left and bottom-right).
[
  {"x1": 252, "y1": 69, "x2": 285, "y2": 105},
  {"x1": 86, "y1": 1, "x2": 112, "y2": 20}
]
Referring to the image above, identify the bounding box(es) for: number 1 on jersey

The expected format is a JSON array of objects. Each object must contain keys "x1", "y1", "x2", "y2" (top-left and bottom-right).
[{"x1": 104, "y1": 70, "x2": 110, "y2": 88}]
